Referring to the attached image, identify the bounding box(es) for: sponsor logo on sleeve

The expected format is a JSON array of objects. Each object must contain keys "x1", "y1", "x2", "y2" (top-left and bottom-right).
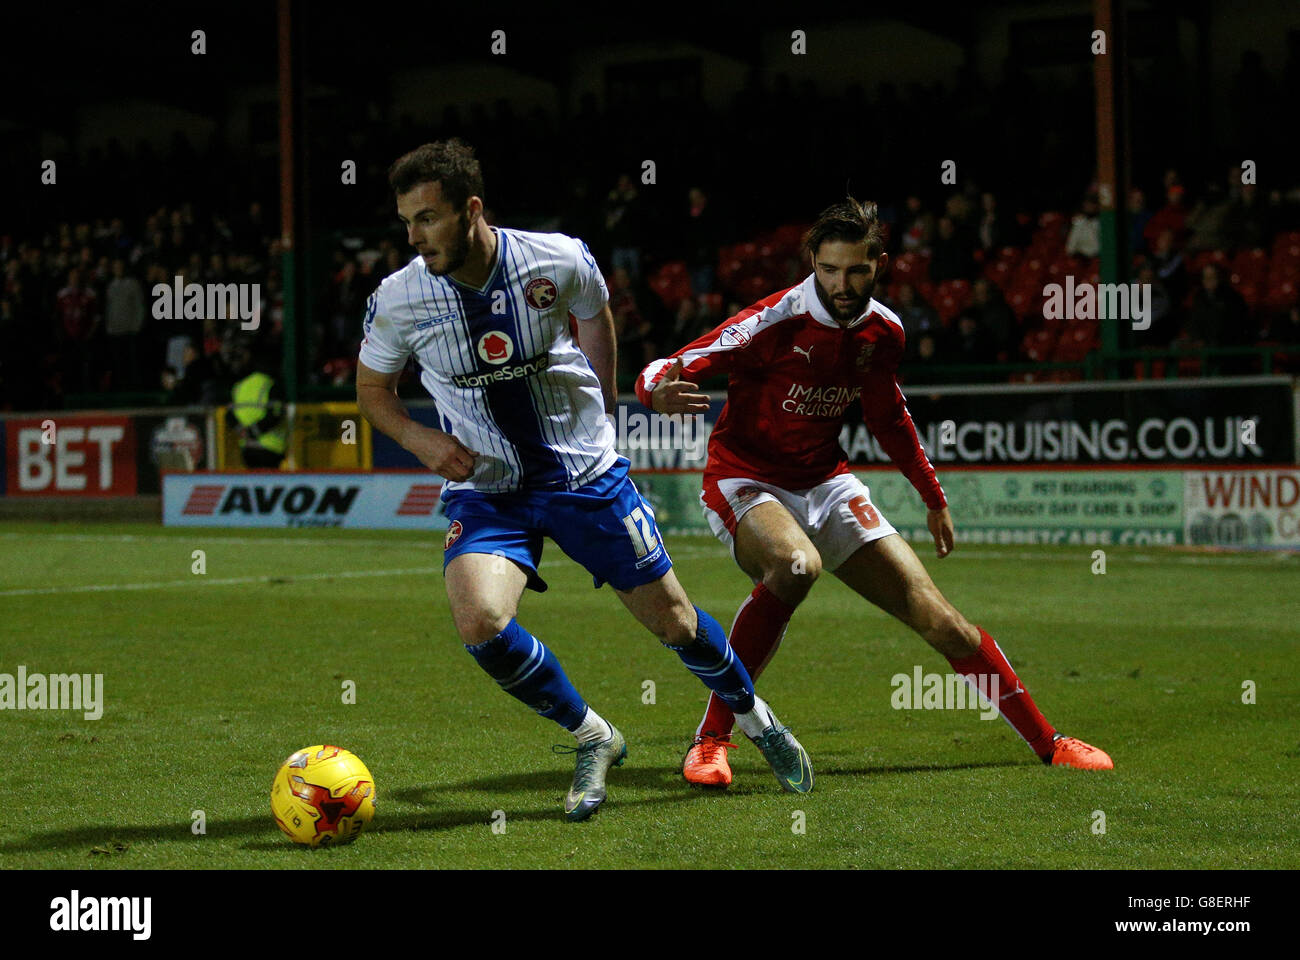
[
  {"x1": 719, "y1": 324, "x2": 752, "y2": 348},
  {"x1": 415, "y1": 311, "x2": 457, "y2": 330}
]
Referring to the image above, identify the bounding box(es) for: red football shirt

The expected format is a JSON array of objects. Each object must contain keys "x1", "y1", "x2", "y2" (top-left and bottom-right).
[
  {"x1": 635, "y1": 274, "x2": 946, "y2": 510},
  {"x1": 56, "y1": 285, "x2": 98, "y2": 341}
]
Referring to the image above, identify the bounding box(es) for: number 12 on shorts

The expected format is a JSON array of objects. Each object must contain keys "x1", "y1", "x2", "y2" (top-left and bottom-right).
[{"x1": 622, "y1": 506, "x2": 659, "y2": 558}]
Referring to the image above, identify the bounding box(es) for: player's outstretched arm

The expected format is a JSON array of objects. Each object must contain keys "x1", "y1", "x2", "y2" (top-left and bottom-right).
[
  {"x1": 645, "y1": 359, "x2": 710, "y2": 414},
  {"x1": 355, "y1": 360, "x2": 478, "y2": 481},
  {"x1": 635, "y1": 313, "x2": 756, "y2": 413}
]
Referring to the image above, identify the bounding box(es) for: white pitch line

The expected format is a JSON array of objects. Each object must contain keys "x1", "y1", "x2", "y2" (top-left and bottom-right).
[
  {"x1": 0, "y1": 531, "x2": 1290, "y2": 575},
  {"x1": 0, "y1": 546, "x2": 733, "y2": 597},
  {"x1": 0, "y1": 566, "x2": 443, "y2": 597},
  {"x1": 0, "y1": 531, "x2": 726, "y2": 559},
  {"x1": 0, "y1": 531, "x2": 442, "y2": 549},
  {"x1": 928, "y1": 549, "x2": 1296, "y2": 566}
]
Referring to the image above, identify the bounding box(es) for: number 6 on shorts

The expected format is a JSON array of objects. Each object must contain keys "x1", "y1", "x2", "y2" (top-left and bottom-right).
[{"x1": 848, "y1": 495, "x2": 881, "y2": 530}]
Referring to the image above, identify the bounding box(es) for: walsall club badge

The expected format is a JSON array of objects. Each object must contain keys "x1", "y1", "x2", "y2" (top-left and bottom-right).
[
  {"x1": 444, "y1": 520, "x2": 464, "y2": 549},
  {"x1": 525, "y1": 277, "x2": 558, "y2": 310},
  {"x1": 856, "y1": 342, "x2": 876, "y2": 371}
]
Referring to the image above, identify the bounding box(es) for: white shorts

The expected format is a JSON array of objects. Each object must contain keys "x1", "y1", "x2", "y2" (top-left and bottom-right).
[{"x1": 700, "y1": 472, "x2": 898, "y2": 573}]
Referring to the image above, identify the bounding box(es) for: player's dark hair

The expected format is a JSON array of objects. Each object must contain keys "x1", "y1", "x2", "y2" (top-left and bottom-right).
[
  {"x1": 387, "y1": 139, "x2": 484, "y2": 210},
  {"x1": 804, "y1": 197, "x2": 886, "y2": 259}
]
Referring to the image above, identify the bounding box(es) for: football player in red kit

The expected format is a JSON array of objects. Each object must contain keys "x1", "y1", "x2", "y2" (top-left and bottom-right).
[{"x1": 636, "y1": 198, "x2": 1113, "y2": 787}]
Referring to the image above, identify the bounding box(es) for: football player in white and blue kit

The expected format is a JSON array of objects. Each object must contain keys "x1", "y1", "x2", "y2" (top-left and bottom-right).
[{"x1": 356, "y1": 141, "x2": 812, "y2": 819}]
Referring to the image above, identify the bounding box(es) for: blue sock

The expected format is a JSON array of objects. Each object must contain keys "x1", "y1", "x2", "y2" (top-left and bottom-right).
[
  {"x1": 664, "y1": 606, "x2": 756, "y2": 715},
  {"x1": 465, "y1": 619, "x2": 589, "y2": 731}
]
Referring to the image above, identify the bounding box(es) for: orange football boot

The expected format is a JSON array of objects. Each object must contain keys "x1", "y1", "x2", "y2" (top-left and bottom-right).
[
  {"x1": 683, "y1": 733, "x2": 738, "y2": 787},
  {"x1": 1045, "y1": 734, "x2": 1114, "y2": 770}
]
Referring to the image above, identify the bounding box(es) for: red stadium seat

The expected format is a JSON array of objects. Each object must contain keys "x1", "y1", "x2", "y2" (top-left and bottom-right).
[
  {"x1": 649, "y1": 261, "x2": 692, "y2": 309},
  {"x1": 1044, "y1": 256, "x2": 1073, "y2": 281},
  {"x1": 894, "y1": 251, "x2": 931, "y2": 280},
  {"x1": 1021, "y1": 328, "x2": 1058, "y2": 362},
  {"x1": 1012, "y1": 256, "x2": 1046, "y2": 290},
  {"x1": 1037, "y1": 211, "x2": 1065, "y2": 232},
  {"x1": 935, "y1": 291, "x2": 962, "y2": 326},
  {"x1": 717, "y1": 257, "x2": 745, "y2": 287},
  {"x1": 1231, "y1": 248, "x2": 1270, "y2": 284},
  {"x1": 937, "y1": 278, "x2": 971, "y2": 305},
  {"x1": 766, "y1": 223, "x2": 809, "y2": 256},
  {"x1": 758, "y1": 245, "x2": 789, "y2": 278},
  {"x1": 1188, "y1": 249, "x2": 1229, "y2": 276},
  {"x1": 1272, "y1": 231, "x2": 1300, "y2": 254},
  {"x1": 738, "y1": 275, "x2": 770, "y2": 303},
  {"x1": 1051, "y1": 321, "x2": 1099, "y2": 362},
  {"x1": 1007, "y1": 285, "x2": 1043, "y2": 320},
  {"x1": 1268, "y1": 243, "x2": 1300, "y2": 269},
  {"x1": 984, "y1": 258, "x2": 1015, "y2": 291},
  {"x1": 1268, "y1": 248, "x2": 1300, "y2": 285},
  {"x1": 1265, "y1": 280, "x2": 1298, "y2": 310},
  {"x1": 1029, "y1": 213, "x2": 1067, "y2": 257}
]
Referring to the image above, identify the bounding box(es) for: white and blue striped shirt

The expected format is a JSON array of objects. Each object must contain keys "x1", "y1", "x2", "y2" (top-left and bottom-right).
[{"x1": 358, "y1": 227, "x2": 617, "y2": 494}]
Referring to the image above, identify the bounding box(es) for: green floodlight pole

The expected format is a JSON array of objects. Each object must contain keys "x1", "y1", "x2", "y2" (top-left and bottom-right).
[
  {"x1": 1093, "y1": 0, "x2": 1130, "y2": 379},
  {"x1": 277, "y1": 0, "x2": 299, "y2": 405}
]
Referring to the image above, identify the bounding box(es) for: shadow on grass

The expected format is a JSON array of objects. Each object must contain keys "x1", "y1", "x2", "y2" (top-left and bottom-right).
[
  {"x1": 5, "y1": 767, "x2": 710, "y2": 855},
  {"x1": 816, "y1": 759, "x2": 1030, "y2": 776},
  {"x1": 7, "y1": 760, "x2": 1032, "y2": 855}
]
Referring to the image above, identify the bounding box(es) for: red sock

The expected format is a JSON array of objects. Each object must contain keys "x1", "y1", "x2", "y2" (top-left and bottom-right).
[
  {"x1": 697, "y1": 583, "x2": 794, "y2": 738},
  {"x1": 948, "y1": 627, "x2": 1057, "y2": 758}
]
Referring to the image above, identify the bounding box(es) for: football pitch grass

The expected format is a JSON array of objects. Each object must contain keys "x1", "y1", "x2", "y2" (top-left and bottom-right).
[{"x1": 1, "y1": 521, "x2": 1296, "y2": 870}]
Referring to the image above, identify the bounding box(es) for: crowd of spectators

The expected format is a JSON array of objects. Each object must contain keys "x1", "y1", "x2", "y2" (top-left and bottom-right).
[
  {"x1": 1, "y1": 201, "x2": 287, "y2": 411},
  {"x1": 878, "y1": 167, "x2": 1300, "y2": 382},
  {"x1": 4, "y1": 49, "x2": 1300, "y2": 410}
]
